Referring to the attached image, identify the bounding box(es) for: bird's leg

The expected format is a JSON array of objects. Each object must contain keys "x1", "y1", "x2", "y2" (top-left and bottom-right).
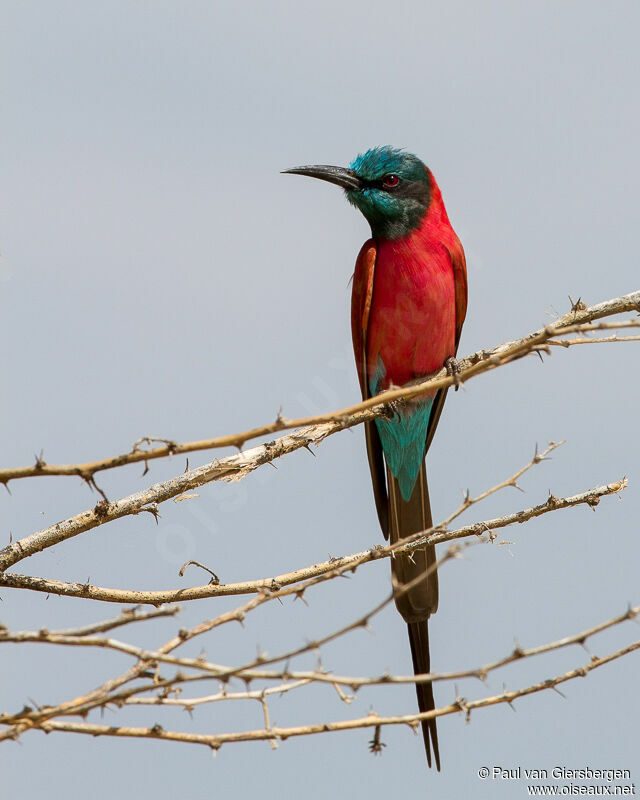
[
  {"x1": 445, "y1": 356, "x2": 462, "y2": 390},
  {"x1": 382, "y1": 381, "x2": 408, "y2": 421},
  {"x1": 385, "y1": 399, "x2": 405, "y2": 421}
]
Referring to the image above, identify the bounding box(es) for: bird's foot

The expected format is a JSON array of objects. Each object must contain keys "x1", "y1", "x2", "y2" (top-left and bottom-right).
[
  {"x1": 384, "y1": 399, "x2": 406, "y2": 421},
  {"x1": 445, "y1": 357, "x2": 462, "y2": 391}
]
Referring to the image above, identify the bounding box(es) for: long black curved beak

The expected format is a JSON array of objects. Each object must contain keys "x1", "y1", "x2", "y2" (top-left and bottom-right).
[{"x1": 282, "y1": 164, "x2": 362, "y2": 191}]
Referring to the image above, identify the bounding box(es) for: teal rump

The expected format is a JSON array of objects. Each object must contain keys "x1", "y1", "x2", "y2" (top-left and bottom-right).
[
  {"x1": 374, "y1": 401, "x2": 434, "y2": 501},
  {"x1": 369, "y1": 359, "x2": 434, "y2": 501}
]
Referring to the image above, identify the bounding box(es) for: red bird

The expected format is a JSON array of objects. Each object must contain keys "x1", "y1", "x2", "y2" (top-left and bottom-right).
[{"x1": 284, "y1": 147, "x2": 468, "y2": 769}]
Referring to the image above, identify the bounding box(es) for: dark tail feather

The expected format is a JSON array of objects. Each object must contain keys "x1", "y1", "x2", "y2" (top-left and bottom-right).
[
  {"x1": 388, "y1": 462, "x2": 440, "y2": 769},
  {"x1": 408, "y1": 620, "x2": 440, "y2": 770}
]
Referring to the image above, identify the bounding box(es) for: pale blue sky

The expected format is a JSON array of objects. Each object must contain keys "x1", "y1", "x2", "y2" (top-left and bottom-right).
[{"x1": 2, "y1": 2, "x2": 639, "y2": 797}]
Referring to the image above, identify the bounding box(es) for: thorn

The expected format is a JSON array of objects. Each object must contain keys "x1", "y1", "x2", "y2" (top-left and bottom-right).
[
  {"x1": 476, "y1": 669, "x2": 489, "y2": 685},
  {"x1": 332, "y1": 682, "x2": 355, "y2": 705},
  {"x1": 294, "y1": 589, "x2": 308, "y2": 606},
  {"x1": 503, "y1": 683, "x2": 517, "y2": 712},
  {"x1": 132, "y1": 436, "x2": 177, "y2": 454},
  {"x1": 546, "y1": 492, "x2": 559, "y2": 508},
  {"x1": 179, "y1": 560, "x2": 220, "y2": 585},
  {"x1": 86, "y1": 475, "x2": 109, "y2": 503},
  {"x1": 139, "y1": 504, "x2": 160, "y2": 523},
  {"x1": 302, "y1": 443, "x2": 316, "y2": 457},
  {"x1": 568, "y1": 295, "x2": 587, "y2": 313}
]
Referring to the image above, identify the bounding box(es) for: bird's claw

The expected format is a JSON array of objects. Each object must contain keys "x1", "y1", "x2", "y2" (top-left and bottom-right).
[
  {"x1": 445, "y1": 357, "x2": 462, "y2": 390},
  {"x1": 384, "y1": 398, "x2": 406, "y2": 420}
]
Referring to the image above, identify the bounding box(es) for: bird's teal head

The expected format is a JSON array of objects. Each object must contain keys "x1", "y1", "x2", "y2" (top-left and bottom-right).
[{"x1": 283, "y1": 146, "x2": 432, "y2": 240}]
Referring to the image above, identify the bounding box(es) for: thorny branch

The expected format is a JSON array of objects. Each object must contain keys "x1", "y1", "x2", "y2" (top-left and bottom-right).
[
  {"x1": 0, "y1": 458, "x2": 626, "y2": 603},
  {"x1": 0, "y1": 445, "x2": 631, "y2": 747},
  {"x1": 0, "y1": 456, "x2": 634, "y2": 747},
  {"x1": 0, "y1": 291, "x2": 637, "y2": 755},
  {"x1": 0, "y1": 605, "x2": 180, "y2": 639},
  {"x1": 0, "y1": 605, "x2": 637, "y2": 749},
  {"x1": 1, "y1": 290, "x2": 638, "y2": 578},
  {"x1": 0, "y1": 291, "x2": 638, "y2": 489}
]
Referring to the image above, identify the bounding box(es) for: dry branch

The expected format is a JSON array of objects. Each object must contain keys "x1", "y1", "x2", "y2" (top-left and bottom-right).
[
  {"x1": 0, "y1": 479, "x2": 625, "y2": 604},
  {"x1": 0, "y1": 605, "x2": 179, "y2": 639},
  {"x1": 2, "y1": 608, "x2": 637, "y2": 749},
  {"x1": 1, "y1": 291, "x2": 637, "y2": 579},
  {"x1": 1, "y1": 290, "x2": 637, "y2": 759},
  {"x1": 21, "y1": 639, "x2": 635, "y2": 747},
  {"x1": 1, "y1": 291, "x2": 638, "y2": 489}
]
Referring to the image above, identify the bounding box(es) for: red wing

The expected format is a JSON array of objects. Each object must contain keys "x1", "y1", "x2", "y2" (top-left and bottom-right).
[
  {"x1": 425, "y1": 236, "x2": 468, "y2": 453},
  {"x1": 449, "y1": 235, "x2": 468, "y2": 350},
  {"x1": 351, "y1": 240, "x2": 389, "y2": 537},
  {"x1": 351, "y1": 240, "x2": 377, "y2": 398}
]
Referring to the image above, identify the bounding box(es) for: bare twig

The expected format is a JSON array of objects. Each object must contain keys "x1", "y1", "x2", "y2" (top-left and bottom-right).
[
  {"x1": 124, "y1": 679, "x2": 313, "y2": 710},
  {"x1": 0, "y1": 479, "x2": 625, "y2": 604},
  {"x1": 1, "y1": 291, "x2": 637, "y2": 489},
  {"x1": 2, "y1": 602, "x2": 637, "y2": 733},
  {"x1": 0, "y1": 606, "x2": 179, "y2": 640},
  {"x1": 0, "y1": 291, "x2": 637, "y2": 758},
  {"x1": 2, "y1": 639, "x2": 636, "y2": 748}
]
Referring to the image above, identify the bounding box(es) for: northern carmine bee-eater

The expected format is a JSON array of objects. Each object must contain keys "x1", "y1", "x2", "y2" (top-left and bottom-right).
[{"x1": 284, "y1": 147, "x2": 467, "y2": 770}]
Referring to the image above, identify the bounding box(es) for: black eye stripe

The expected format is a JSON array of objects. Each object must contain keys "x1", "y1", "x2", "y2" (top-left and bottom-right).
[{"x1": 359, "y1": 177, "x2": 402, "y2": 190}]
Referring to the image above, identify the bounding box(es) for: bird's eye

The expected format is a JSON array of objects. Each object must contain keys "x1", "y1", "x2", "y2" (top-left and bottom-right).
[{"x1": 382, "y1": 174, "x2": 400, "y2": 188}]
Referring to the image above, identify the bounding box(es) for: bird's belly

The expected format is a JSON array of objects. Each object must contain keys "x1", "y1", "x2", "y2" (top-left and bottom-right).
[{"x1": 366, "y1": 249, "x2": 456, "y2": 392}]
